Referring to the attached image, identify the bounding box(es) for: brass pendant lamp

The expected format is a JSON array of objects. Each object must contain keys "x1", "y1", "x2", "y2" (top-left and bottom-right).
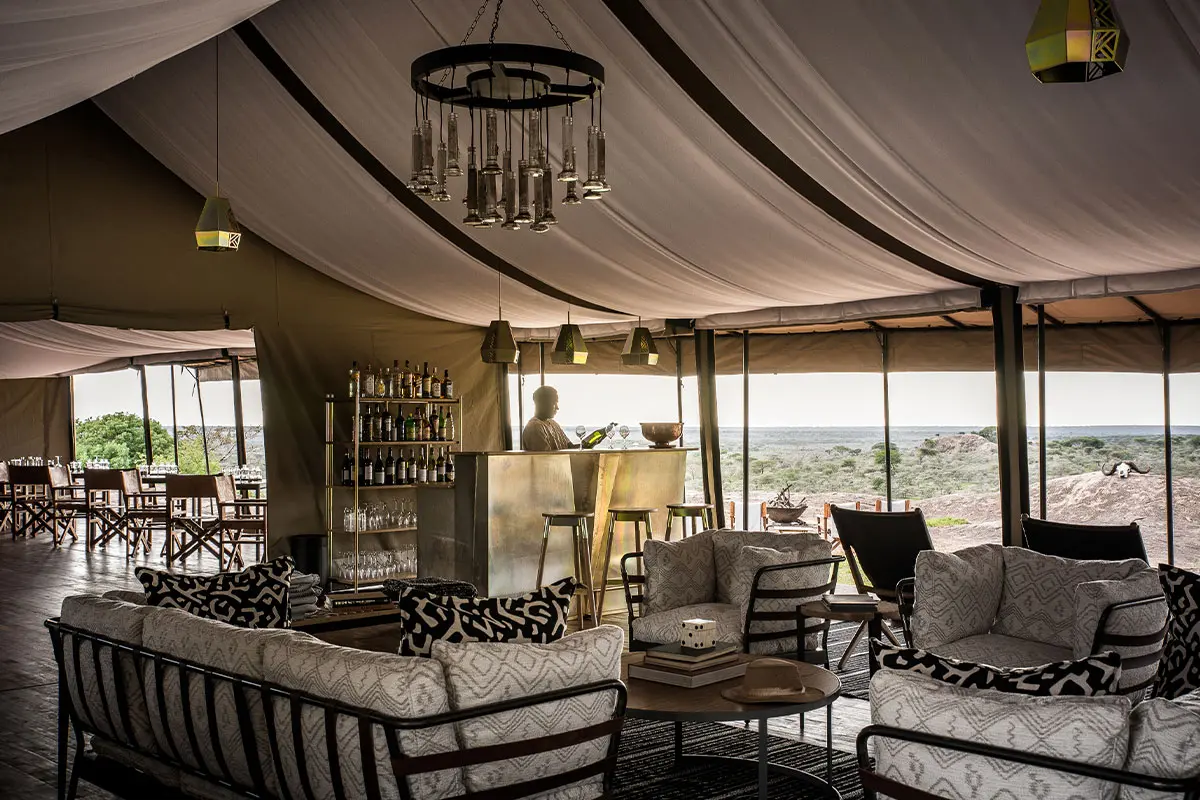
[
  {"x1": 480, "y1": 273, "x2": 519, "y2": 364},
  {"x1": 1026, "y1": 0, "x2": 1129, "y2": 83},
  {"x1": 620, "y1": 318, "x2": 659, "y2": 366},
  {"x1": 196, "y1": 36, "x2": 240, "y2": 252},
  {"x1": 551, "y1": 306, "x2": 588, "y2": 365}
]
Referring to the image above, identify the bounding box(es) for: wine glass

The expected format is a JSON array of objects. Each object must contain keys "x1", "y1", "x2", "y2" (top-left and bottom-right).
[
  {"x1": 619, "y1": 425, "x2": 630, "y2": 449},
  {"x1": 606, "y1": 426, "x2": 617, "y2": 449},
  {"x1": 574, "y1": 425, "x2": 586, "y2": 443}
]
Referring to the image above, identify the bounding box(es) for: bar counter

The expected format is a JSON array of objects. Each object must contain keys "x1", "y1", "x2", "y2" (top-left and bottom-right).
[{"x1": 417, "y1": 448, "x2": 694, "y2": 598}]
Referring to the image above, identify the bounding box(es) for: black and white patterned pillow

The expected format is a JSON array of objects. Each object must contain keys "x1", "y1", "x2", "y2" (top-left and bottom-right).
[
  {"x1": 1156, "y1": 563, "x2": 1200, "y2": 699},
  {"x1": 398, "y1": 576, "x2": 577, "y2": 657},
  {"x1": 135, "y1": 556, "x2": 294, "y2": 629},
  {"x1": 872, "y1": 639, "x2": 1122, "y2": 696}
]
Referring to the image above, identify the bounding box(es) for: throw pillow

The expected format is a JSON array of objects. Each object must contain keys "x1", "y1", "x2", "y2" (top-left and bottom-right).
[
  {"x1": 134, "y1": 556, "x2": 294, "y2": 629},
  {"x1": 643, "y1": 532, "x2": 716, "y2": 614},
  {"x1": 911, "y1": 544, "x2": 1003, "y2": 650},
  {"x1": 729, "y1": 541, "x2": 833, "y2": 656},
  {"x1": 873, "y1": 639, "x2": 1122, "y2": 696},
  {"x1": 1157, "y1": 563, "x2": 1200, "y2": 700},
  {"x1": 712, "y1": 531, "x2": 820, "y2": 604},
  {"x1": 1123, "y1": 689, "x2": 1200, "y2": 800},
  {"x1": 398, "y1": 576, "x2": 576, "y2": 657}
]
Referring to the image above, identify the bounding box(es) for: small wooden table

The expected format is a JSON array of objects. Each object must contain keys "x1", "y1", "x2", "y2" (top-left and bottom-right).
[
  {"x1": 622, "y1": 653, "x2": 842, "y2": 799},
  {"x1": 797, "y1": 600, "x2": 901, "y2": 676}
]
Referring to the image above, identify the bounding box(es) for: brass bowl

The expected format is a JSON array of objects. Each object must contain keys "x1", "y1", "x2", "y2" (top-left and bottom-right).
[
  {"x1": 640, "y1": 422, "x2": 683, "y2": 448},
  {"x1": 765, "y1": 505, "x2": 808, "y2": 524}
]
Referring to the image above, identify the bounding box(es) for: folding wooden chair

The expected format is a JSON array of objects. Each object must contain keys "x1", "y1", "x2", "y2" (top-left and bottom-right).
[
  {"x1": 216, "y1": 474, "x2": 267, "y2": 571},
  {"x1": 123, "y1": 471, "x2": 166, "y2": 558},
  {"x1": 165, "y1": 474, "x2": 222, "y2": 564},
  {"x1": 8, "y1": 465, "x2": 81, "y2": 545},
  {"x1": 84, "y1": 469, "x2": 136, "y2": 552},
  {"x1": 0, "y1": 462, "x2": 12, "y2": 535}
]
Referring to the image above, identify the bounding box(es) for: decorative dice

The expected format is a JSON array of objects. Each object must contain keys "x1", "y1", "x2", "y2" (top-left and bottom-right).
[{"x1": 680, "y1": 618, "x2": 716, "y2": 651}]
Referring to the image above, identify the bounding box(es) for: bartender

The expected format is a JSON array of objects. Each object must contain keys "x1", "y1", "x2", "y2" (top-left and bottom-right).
[{"x1": 521, "y1": 385, "x2": 574, "y2": 451}]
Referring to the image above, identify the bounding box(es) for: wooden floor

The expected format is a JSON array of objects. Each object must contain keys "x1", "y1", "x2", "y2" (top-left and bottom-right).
[{"x1": 0, "y1": 529, "x2": 870, "y2": 799}]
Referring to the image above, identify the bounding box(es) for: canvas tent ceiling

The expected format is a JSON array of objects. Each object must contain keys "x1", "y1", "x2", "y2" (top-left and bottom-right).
[{"x1": 4, "y1": 1, "x2": 1200, "y2": 330}]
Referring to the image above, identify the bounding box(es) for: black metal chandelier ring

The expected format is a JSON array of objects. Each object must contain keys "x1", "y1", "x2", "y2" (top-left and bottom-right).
[{"x1": 411, "y1": 43, "x2": 604, "y2": 110}]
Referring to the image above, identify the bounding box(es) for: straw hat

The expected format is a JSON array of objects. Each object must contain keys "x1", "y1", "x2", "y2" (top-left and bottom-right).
[{"x1": 720, "y1": 658, "x2": 825, "y2": 704}]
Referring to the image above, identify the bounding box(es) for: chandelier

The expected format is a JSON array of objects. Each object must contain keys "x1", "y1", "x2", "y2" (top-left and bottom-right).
[
  {"x1": 409, "y1": 0, "x2": 609, "y2": 233},
  {"x1": 1026, "y1": 0, "x2": 1129, "y2": 83}
]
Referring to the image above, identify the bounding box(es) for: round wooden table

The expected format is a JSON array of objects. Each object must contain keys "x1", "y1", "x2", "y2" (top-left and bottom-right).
[
  {"x1": 622, "y1": 653, "x2": 842, "y2": 799},
  {"x1": 797, "y1": 600, "x2": 901, "y2": 674}
]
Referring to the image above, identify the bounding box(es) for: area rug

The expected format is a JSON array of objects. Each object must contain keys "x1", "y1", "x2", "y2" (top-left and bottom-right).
[
  {"x1": 615, "y1": 718, "x2": 864, "y2": 799},
  {"x1": 826, "y1": 620, "x2": 871, "y2": 700}
]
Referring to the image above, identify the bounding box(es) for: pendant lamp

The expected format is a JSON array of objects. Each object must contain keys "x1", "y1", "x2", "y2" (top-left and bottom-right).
[
  {"x1": 1026, "y1": 0, "x2": 1129, "y2": 83},
  {"x1": 480, "y1": 274, "x2": 519, "y2": 364},
  {"x1": 196, "y1": 36, "x2": 239, "y2": 252},
  {"x1": 621, "y1": 319, "x2": 659, "y2": 366},
  {"x1": 551, "y1": 307, "x2": 588, "y2": 365}
]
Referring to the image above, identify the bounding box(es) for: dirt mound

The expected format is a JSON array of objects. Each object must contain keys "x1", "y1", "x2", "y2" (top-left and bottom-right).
[{"x1": 924, "y1": 433, "x2": 998, "y2": 456}]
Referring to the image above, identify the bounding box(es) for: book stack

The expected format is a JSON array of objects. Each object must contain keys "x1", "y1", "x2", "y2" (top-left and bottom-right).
[
  {"x1": 821, "y1": 593, "x2": 879, "y2": 612},
  {"x1": 628, "y1": 642, "x2": 748, "y2": 688},
  {"x1": 327, "y1": 590, "x2": 393, "y2": 611}
]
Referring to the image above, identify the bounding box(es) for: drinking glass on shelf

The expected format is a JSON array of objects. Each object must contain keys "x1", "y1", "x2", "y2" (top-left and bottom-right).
[
  {"x1": 606, "y1": 426, "x2": 617, "y2": 449},
  {"x1": 619, "y1": 425, "x2": 630, "y2": 449},
  {"x1": 574, "y1": 425, "x2": 586, "y2": 443}
]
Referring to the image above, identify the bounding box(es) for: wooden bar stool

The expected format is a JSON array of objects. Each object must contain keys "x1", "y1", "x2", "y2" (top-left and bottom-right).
[
  {"x1": 664, "y1": 503, "x2": 714, "y2": 540},
  {"x1": 536, "y1": 512, "x2": 598, "y2": 628},
  {"x1": 595, "y1": 507, "x2": 657, "y2": 621}
]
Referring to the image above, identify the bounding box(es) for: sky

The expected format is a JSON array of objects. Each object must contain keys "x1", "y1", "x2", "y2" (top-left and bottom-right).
[{"x1": 73, "y1": 366, "x2": 263, "y2": 427}]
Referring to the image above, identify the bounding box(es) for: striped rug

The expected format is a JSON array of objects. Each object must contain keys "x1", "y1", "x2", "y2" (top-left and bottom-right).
[{"x1": 825, "y1": 620, "x2": 872, "y2": 700}]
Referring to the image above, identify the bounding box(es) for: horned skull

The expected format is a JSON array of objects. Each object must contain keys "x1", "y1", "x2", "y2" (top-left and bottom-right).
[{"x1": 1102, "y1": 461, "x2": 1150, "y2": 479}]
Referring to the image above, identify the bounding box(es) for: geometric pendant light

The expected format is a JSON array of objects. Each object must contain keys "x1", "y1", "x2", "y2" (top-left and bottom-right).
[
  {"x1": 197, "y1": 36, "x2": 239, "y2": 252},
  {"x1": 551, "y1": 306, "x2": 588, "y2": 365},
  {"x1": 480, "y1": 274, "x2": 519, "y2": 364},
  {"x1": 620, "y1": 318, "x2": 659, "y2": 366},
  {"x1": 1026, "y1": 0, "x2": 1130, "y2": 83}
]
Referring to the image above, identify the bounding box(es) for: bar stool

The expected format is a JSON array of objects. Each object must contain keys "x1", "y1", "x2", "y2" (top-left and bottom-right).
[
  {"x1": 536, "y1": 512, "x2": 598, "y2": 628},
  {"x1": 595, "y1": 507, "x2": 657, "y2": 620},
  {"x1": 664, "y1": 503, "x2": 714, "y2": 540}
]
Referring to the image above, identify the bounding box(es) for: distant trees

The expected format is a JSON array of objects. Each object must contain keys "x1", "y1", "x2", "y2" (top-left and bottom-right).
[{"x1": 75, "y1": 412, "x2": 222, "y2": 472}]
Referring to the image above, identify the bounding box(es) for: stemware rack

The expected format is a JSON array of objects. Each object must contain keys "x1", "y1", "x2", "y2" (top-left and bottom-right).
[{"x1": 323, "y1": 395, "x2": 461, "y2": 592}]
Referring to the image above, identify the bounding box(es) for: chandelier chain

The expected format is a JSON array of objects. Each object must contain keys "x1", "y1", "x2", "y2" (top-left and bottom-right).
[
  {"x1": 488, "y1": 0, "x2": 504, "y2": 46},
  {"x1": 531, "y1": 0, "x2": 573, "y2": 52},
  {"x1": 459, "y1": 0, "x2": 492, "y2": 45}
]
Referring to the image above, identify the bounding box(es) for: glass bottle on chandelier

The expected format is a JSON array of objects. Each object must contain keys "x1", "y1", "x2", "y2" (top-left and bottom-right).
[
  {"x1": 483, "y1": 110, "x2": 501, "y2": 175},
  {"x1": 558, "y1": 110, "x2": 577, "y2": 183},
  {"x1": 527, "y1": 109, "x2": 544, "y2": 177},
  {"x1": 463, "y1": 145, "x2": 481, "y2": 225},
  {"x1": 515, "y1": 158, "x2": 533, "y2": 224},
  {"x1": 583, "y1": 124, "x2": 602, "y2": 194},
  {"x1": 501, "y1": 149, "x2": 519, "y2": 230},
  {"x1": 434, "y1": 141, "x2": 451, "y2": 202},
  {"x1": 410, "y1": 125, "x2": 426, "y2": 194},
  {"x1": 531, "y1": 169, "x2": 549, "y2": 233},
  {"x1": 541, "y1": 171, "x2": 558, "y2": 226},
  {"x1": 420, "y1": 118, "x2": 435, "y2": 188},
  {"x1": 446, "y1": 111, "x2": 461, "y2": 176},
  {"x1": 483, "y1": 171, "x2": 499, "y2": 224}
]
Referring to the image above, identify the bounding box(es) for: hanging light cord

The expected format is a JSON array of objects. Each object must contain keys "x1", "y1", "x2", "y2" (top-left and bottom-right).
[{"x1": 215, "y1": 35, "x2": 220, "y2": 195}]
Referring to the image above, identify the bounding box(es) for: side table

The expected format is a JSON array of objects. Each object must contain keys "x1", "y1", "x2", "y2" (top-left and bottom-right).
[{"x1": 797, "y1": 600, "x2": 901, "y2": 676}]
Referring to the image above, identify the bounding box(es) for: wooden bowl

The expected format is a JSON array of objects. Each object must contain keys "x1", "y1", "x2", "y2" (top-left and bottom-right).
[
  {"x1": 640, "y1": 422, "x2": 683, "y2": 448},
  {"x1": 765, "y1": 505, "x2": 808, "y2": 524}
]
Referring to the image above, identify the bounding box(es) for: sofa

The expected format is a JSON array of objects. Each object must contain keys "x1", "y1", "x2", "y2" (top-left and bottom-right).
[
  {"x1": 621, "y1": 529, "x2": 840, "y2": 658},
  {"x1": 909, "y1": 544, "x2": 1168, "y2": 694},
  {"x1": 861, "y1": 668, "x2": 1200, "y2": 799},
  {"x1": 48, "y1": 593, "x2": 626, "y2": 800}
]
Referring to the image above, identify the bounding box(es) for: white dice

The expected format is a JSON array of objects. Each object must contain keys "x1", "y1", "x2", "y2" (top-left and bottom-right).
[{"x1": 680, "y1": 618, "x2": 716, "y2": 650}]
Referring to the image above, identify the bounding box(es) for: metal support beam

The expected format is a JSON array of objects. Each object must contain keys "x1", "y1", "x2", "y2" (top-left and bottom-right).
[
  {"x1": 516, "y1": 350, "x2": 525, "y2": 442},
  {"x1": 230, "y1": 356, "x2": 247, "y2": 467},
  {"x1": 881, "y1": 331, "x2": 893, "y2": 508},
  {"x1": 1127, "y1": 295, "x2": 1167, "y2": 325},
  {"x1": 1163, "y1": 323, "x2": 1175, "y2": 563},
  {"x1": 675, "y1": 341, "x2": 684, "y2": 447},
  {"x1": 694, "y1": 329, "x2": 725, "y2": 529},
  {"x1": 68, "y1": 377, "x2": 77, "y2": 462},
  {"x1": 538, "y1": 342, "x2": 546, "y2": 387},
  {"x1": 742, "y1": 331, "x2": 750, "y2": 530},
  {"x1": 499, "y1": 365, "x2": 514, "y2": 451},
  {"x1": 1037, "y1": 306, "x2": 1048, "y2": 518},
  {"x1": 991, "y1": 286, "x2": 1031, "y2": 546},
  {"x1": 170, "y1": 368, "x2": 180, "y2": 466},
  {"x1": 940, "y1": 315, "x2": 969, "y2": 330},
  {"x1": 194, "y1": 368, "x2": 211, "y2": 475},
  {"x1": 138, "y1": 366, "x2": 153, "y2": 466}
]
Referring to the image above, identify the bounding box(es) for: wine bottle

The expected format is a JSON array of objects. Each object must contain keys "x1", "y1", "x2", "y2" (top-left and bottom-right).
[
  {"x1": 341, "y1": 450, "x2": 353, "y2": 485},
  {"x1": 435, "y1": 448, "x2": 446, "y2": 482},
  {"x1": 443, "y1": 369, "x2": 453, "y2": 399},
  {"x1": 430, "y1": 367, "x2": 442, "y2": 399},
  {"x1": 384, "y1": 448, "x2": 396, "y2": 485},
  {"x1": 446, "y1": 452, "x2": 455, "y2": 484},
  {"x1": 420, "y1": 407, "x2": 431, "y2": 441},
  {"x1": 361, "y1": 406, "x2": 373, "y2": 442},
  {"x1": 406, "y1": 449, "x2": 417, "y2": 484},
  {"x1": 363, "y1": 362, "x2": 375, "y2": 397},
  {"x1": 398, "y1": 449, "x2": 409, "y2": 484},
  {"x1": 416, "y1": 450, "x2": 427, "y2": 484},
  {"x1": 349, "y1": 361, "x2": 360, "y2": 399},
  {"x1": 400, "y1": 360, "x2": 411, "y2": 398},
  {"x1": 421, "y1": 362, "x2": 432, "y2": 398},
  {"x1": 363, "y1": 448, "x2": 374, "y2": 484},
  {"x1": 373, "y1": 449, "x2": 385, "y2": 486},
  {"x1": 447, "y1": 409, "x2": 456, "y2": 442},
  {"x1": 381, "y1": 407, "x2": 393, "y2": 441},
  {"x1": 371, "y1": 408, "x2": 383, "y2": 442},
  {"x1": 580, "y1": 423, "x2": 617, "y2": 450}
]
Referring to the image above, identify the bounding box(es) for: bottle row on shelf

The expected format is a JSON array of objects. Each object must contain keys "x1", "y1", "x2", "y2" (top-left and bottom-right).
[
  {"x1": 342, "y1": 447, "x2": 455, "y2": 487},
  {"x1": 350, "y1": 359, "x2": 453, "y2": 401},
  {"x1": 358, "y1": 403, "x2": 455, "y2": 443}
]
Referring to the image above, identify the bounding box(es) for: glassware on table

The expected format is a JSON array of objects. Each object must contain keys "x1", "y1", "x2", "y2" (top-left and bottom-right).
[
  {"x1": 619, "y1": 425, "x2": 630, "y2": 449},
  {"x1": 574, "y1": 425, "x2": 587, "y2": 444}
]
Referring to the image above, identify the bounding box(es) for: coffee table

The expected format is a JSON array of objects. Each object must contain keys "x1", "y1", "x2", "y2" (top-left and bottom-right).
[{"x1": 622, "y1": 653, "x2": 842, "y2": 799}]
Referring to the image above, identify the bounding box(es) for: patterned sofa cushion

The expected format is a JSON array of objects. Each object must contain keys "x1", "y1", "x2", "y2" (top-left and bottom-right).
[
  {"x1": 1074, "y1": 566, "x2": 1166, "y2": 696},
  {"x1": 1121, "y1": 690, "x2": 1200, "y2": 800},
  {"x1": 643, "y1": 531, "x2": 716, "y2": 614},
  {"x1": 432, "y1": 625, "x2": 624, "y2": 799},
  {"x1": 398, "y1": 577, "x2": 576, "y2": 657},
  {"x1": 912, "y1": 544, "x2": 1003, "y2": 650},
  {"x1": 930, "y1": 633, "x2": 1072, "y2": 668},
  {"x1": 712, "y1": 531, "x2": 823, "y2": 604},
  {"x1": 1156, "y1": 564, "x2": 1200, "y2": 700},
  {"x1": 870, "y1": 669, "x2": 1132, "y2": 800},
  {"x1": 993, "y1": 547, "x2": 1143, "y2": 649},
  {"x1": 264, "y1": 634, "x2": 465, "y2": 800},
  {"x1": 135, "y1": 556, "x2": 294, "y2": 628},
  {"x1": 730, "y1": 540, "x2": 832, "y2": 656},
  {"x1": 630, "y1": 602, "x2": 743, "y2": 647}
]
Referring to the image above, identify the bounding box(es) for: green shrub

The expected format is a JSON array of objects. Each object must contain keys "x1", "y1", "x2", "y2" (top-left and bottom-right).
[{"x1": 926, "y1": 516, "x2": 969, "y2": 527}]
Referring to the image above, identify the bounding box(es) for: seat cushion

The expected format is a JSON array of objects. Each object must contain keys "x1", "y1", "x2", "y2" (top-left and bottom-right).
[
  {"x1": 135, "y1": 555, "x2": 293, "y2": 628},
  {"x1": 643, "y1": 531, "x2": 716, "y2": 614},
  {"x1": 398, "y1": 577, "x2": 576, "y2": 657},
  {"x1": 1121, "y1": 690, "x2": 1200, "y2": 800},
  {"x1": 931, "y1": 633, "x2": 1073, "y2": 669},
  {"x1": 630, "y1": 602, "x2": 744, "y2": 647},
  {"x1": 1156, "y1": 563, "x2": 1200, "y2": 700},
  {"x1": 730, "y1": 540, "x2": 832, "y2": 656},
  {"x1": 1074, "y1": 566, "x2": 1166, "y2": 695},
  {"x1": 912, "y1": 544, "x2": 1003, "y2": 650},
  {"x1": 264, "y1": 634, "x2": 465, "y2": 800},
  {"x1": 712, "y1": 531, "x2": 824, "y2": 604},
  {"x1": 870, "y1": 669, "x2": 1131, "y2": 800},
  {"x1": 993, "y1": 547, "x2": 1145, "y2": 650},
  {"x1": 431, "y1": 625, "x2": 624, "y2": 800}
]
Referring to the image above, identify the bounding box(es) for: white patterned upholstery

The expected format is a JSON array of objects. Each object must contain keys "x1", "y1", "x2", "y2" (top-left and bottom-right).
[
  {"x1": 712, "y1": 531, "x2": 824, "y2": 604},
  {"x1": 912, "y1": 544, "x2": 1003, "y2": 650},
  {"x1": 1120, "y1": 691, "x2": 1200, "y2": 800},
  {"x1": 102, "y1": 589, "x2": 148, "y2": 605},
  {"x1": 870, "y1": 669, "x2": 1131, "y2": 800},
  {"x1": 432, "y1": 625, "x2": 624, "y2": 799},
  {"x1": 642, "y1": 531, "x2": 716, "y2": 614},
  {"x1": 1074, "y1": 568, "x2": 1167, "y2": 696},
  {"x1": 631, "y1": 602, "x2": 743, "y2": 647},
  {"x1": 732, "y1": 541, "x2": 832, "y2": 655},
  {"x1": 263, "y1": 633, "x2": 465, "y2": 800},
  {"x1": 932, "y1": 634, "x2": 1073, "y2": 669}
]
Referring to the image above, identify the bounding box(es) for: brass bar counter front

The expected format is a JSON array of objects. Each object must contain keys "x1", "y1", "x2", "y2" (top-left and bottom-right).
[{"x1": 417, "y1": 449, "x2": 694, "y2": 601}]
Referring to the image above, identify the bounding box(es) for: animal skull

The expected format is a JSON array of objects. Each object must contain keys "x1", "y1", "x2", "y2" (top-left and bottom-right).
[{"x1": 1102, "y1": 461, "x2": 1150, "y2": 479}]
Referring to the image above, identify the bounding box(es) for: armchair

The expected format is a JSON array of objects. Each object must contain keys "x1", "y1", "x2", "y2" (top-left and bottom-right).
[{"x1": 1022, "y1": 515, "x2": 1148, "y2": 562}]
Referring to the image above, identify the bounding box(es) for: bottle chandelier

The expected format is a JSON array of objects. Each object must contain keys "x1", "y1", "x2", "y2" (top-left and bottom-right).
[{"x1": 409, "y1": 0, "x2": 608, "y2": 234}]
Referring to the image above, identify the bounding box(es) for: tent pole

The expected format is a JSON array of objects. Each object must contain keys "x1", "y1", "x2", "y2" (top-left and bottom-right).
[
  {"x1": 516, "y1": 346, "x2": 525, "y2": 439},
  {"x1": 194, "y1": 368, "x2": 211, "y2": 474},
  {"x1": 1037, "y1": 306, "x2": 1047, "y2": 518},
  {"x1": 499, "y1": 364, "x2": 513, "y2": 451},
  {"x1": 170, "y1": 368, "x2": 180, "y2": 466},
  {"x1": 1163, "y1": 323, "x2": 1174, "y2": 564},
  {"x1": 68, "y1": 377, "x2": 77, "y2": 462},
  {"x1": 231, "y1": 356, "x2": 247, "y2": 467},
  {"x1": 694, "y1": 330, "x2": 724, "y2": 528},
  {"x1": 138, "y1": 365, "x2": 153, "y2": 466},
  {"x1": 742, "y1": 331, "x2": 749, "y2": 530},
  {"x1": 990, "y1": 286, "x2": 1030, "y2": 546},
  {"x1": 539, "y1": 342, "x2": 546, "y2": 387},
  {"x1": 675, "y1": 340, "x2": 684, "y2": 447},
  {"x1": 882, "y1": 331, "x2": 892, "y2": 509}
]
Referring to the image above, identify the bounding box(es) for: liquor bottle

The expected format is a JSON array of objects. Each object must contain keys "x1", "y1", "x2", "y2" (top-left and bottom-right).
[
  {"x1": 422, "y1": 406, "x2": 433, "y2": 441},
  {"x1": 381, "y1": 407, "x2": 393, "y2": 441},
  {"x1": 404, "y1": 410, "x2": 417, "y2": 442},
  {"x1": 416, "y1": 450, "x2": 428, "y2": 484},
  {"x1": 443, "y1": 369, "x2": 454, "y2": 399},
  {"x1": 361, "y1": 406, "x2": 373, "y2": 442},
  {"x1": 406, "y1": 449, "x2": 417, "y2": 484},
  {"x1": 580, "y1": 423, "x2": 617, "y2": 450},
  {"x1": 377, "y1": 364, "x2": 388, "y2": 398},
  {"x1": 397, "y1": 449, "x2": 408, "y2": 485},
  {"x1": 384, "y1": 448, "x2": 396, "y2": 485},
  {"x1": 430, "y1": 367, "x2": 442, "y2": 399},
  {"x1": 341, "y1": 450, "x2": 353, "y2": 486},
  {"x1": 435, "y1": 448, "x2": 446, "y2": 482},
  {"x1": 421, "y1": 362, "x2": 432, "y2": 398},
  {"x1": 349, "y1": 361, "x2": 360, "y2": 399},
  {"x1": 447, "y1": 409, "x2": 456, "y2": 442},
  {"x1": 373, "y1": 449, "x2": 385, "y2": 486},
  {"x1": 381, "y1": 362, "x2": 391, "y2": 398},
  {"x1": 445, "y1": 452, "x2": 455, "y2": 484},
  {"x1": 363, "y1": 362, "x2": 375, "y2": 397},
  {"x1": 372, "y1": 408, "x2": 383, "y2": 442},
  {"x1": 362, "y1": 448, "x2": 374, "y2": 485},
  {"x1": 437, "y1": 408, "x2": 447, "y2": 441}
]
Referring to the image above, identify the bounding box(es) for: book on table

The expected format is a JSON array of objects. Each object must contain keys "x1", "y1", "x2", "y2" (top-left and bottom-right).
[
  {"x1": 821, "y1": 592, "x2": 879, "y2": 611},
  {"x1": 644, "y1": 651, "x2": 740, "y2": 673},
  {"x1": 629, "y1": 655, "x2": 751, "y2": 688},
  {"x1": 644, "y1": 641, "x2": 737, "y2": 664}
]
